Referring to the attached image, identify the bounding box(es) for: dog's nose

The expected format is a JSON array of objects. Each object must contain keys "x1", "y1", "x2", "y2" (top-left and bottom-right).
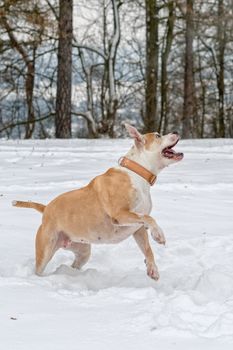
[{"x1": 172, "y1": 131, "x2": 179, "y2": 135}]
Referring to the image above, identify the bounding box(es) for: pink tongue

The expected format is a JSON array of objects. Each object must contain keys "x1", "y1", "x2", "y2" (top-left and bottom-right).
[{"x1": 164, "y1": 149, "x2": 175, "y2": 158}]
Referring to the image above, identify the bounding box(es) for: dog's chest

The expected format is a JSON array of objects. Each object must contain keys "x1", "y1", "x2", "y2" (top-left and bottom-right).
[
  {"x1": 105, "y1": 185, "x2": 152, "y2": 244},
  {"x1": 130, "y1": 174, "x2": 152, "y2": 215},
  {"x1": 133, "y1": 187, "x2": 152, "y2": 214}
]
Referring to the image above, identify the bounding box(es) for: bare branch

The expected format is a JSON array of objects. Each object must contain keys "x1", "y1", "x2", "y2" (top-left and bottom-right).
[
  {"x1": 0, "y1": 113, "x2": 55, "y2": 134},
  {"x1": 72, "y1": 44, "x2": 107, "y2": 61}
]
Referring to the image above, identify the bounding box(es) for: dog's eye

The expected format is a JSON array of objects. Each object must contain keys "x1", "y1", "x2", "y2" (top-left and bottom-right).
[{"x1": 155, "y1": 133, "x2": 161, "y2": 138}]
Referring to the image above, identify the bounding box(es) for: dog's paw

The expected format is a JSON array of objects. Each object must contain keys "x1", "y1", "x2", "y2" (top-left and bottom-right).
[
  {"x1": 71, "y1": 261, "x2": 81, "y2": 269},
  {"x1": 145, "y1": 261, "x2": 160, "y2": 281},
  {"x1": 151, "y1": 226, "x2": 166, "y2": 245}
]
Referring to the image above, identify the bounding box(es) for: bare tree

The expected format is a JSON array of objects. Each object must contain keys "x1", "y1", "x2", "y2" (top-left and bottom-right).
[
  {"x1": 216, "y1": 0, "x2": 226, "y2": 137},
  {"x1": 55, "y1": 0, "x2": 73, "y2": 138},
  {"x1": 0, "y1": 1, "x2": 45, "y2": 138},
  {"x1": 182, "y1": 0, "x2": 196, "y2": 138},
  {"x1": 144, "y1": 0, "x2": 159, "y2": 132},
  {"x1": 100, "y1": 0, "x2": 121, "y2": 136},
  {"x1": 73, "y1": 0, "x2": 122, "y2": 137},
  {"x1": 74, "y1": 49, "x2": 98, "y2": 138},
  {"x1": 159, "y1": 1, "x2": 175, "y2": 134}
]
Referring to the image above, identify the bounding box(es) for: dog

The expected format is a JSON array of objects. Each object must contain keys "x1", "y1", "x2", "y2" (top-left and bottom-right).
[{"x1": 13, "y1": 124, "x2": 183, "y2": 280}]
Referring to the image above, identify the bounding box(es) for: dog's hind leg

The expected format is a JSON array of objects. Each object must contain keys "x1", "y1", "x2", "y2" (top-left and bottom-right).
[
  {"x1": 35, "y1": 225, "x2": 58, "y2": 275},
  {"x1": 68, "y1": 242, "x2": 91, "y2": 269}
]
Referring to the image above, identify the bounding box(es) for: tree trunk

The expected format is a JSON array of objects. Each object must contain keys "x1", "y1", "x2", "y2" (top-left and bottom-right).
[
  {"x1": 144, "y1": 0, "x2": 159, "y2": 132},
  {"x1": 106, "y1": 0, "x2": 121, "y2": 137},
  {"x1": 100, "y1": 1, "x2": 108, "y2": 131},
  {"x1": 182, "y1": 0, "x2": 196, "y2": 138},
  {"x1": 216, "y1": 0, "x2": 225, "y2": 137},
  {"x1": 55, "y1": 0, "x2": 73, "y2": 138},
  {"x1": 160, "y1": 1, "x2": 175, "y2": 134},
  {"x1": 197, "y1": 38, "x2": 206, "y2": 138},
  {"x1": 25, "y1": 60, "x2": 35, "y2": 139}
]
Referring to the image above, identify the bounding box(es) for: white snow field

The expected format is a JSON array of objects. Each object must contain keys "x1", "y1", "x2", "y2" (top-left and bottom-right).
[{"x1": 1, "y1": 138, "x2": 233, "y2": 350}]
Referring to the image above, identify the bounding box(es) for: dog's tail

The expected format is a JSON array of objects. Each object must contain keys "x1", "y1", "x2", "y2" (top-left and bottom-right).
[{"x1": 12, "y1": 200, "x2": 46, "y2": 214}]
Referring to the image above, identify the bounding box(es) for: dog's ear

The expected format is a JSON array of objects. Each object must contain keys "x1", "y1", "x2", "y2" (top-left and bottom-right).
[{"x1": 124, "y1": 123, "x2": 145, "y2": 147}]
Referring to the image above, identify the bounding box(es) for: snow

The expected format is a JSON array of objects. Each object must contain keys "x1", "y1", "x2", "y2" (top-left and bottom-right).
[{"x1": 0, "y1": 138, "x2": 233, "y2": 349}]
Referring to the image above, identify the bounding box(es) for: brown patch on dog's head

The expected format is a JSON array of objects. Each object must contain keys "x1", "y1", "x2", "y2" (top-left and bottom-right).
[{"x1": 144, "y1": 132, "x2": 162, "y2": 150}]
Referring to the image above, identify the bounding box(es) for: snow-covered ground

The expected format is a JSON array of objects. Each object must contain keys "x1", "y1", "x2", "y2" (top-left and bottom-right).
[{"x1": 1, "y1": 138, "x2": 233, "y2": 350}]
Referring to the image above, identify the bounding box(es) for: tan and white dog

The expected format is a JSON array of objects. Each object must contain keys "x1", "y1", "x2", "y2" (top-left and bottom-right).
[{"x1": 13, "y1": 124, "x2": 183, "y2": 280}]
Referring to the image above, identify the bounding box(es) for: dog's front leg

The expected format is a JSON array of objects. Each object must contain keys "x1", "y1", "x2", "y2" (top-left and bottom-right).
[
  {"x1": 112, "y1": 210, "x2": 166, "y2": 245},
  {"x1": 133, "y1": 227, "x2": 159, "y2": 280},
  {"x1": 150, "y1": 223, "x2": 166, "y2": 245}
]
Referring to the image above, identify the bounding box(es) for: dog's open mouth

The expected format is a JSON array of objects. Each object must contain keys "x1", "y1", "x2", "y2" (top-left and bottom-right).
[{"x1": 162, "y1": 139, "x2": 184, "y2": 160}]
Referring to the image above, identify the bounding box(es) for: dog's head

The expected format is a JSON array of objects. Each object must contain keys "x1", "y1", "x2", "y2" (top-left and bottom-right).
[{"x1": 125, "y1": 123, "x2": 184, "y2": 171}]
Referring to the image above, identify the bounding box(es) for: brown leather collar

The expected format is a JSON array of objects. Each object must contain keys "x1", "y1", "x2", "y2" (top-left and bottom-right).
[{"x1": 119, "y1": 156, "x2": 157, "y2": 186}]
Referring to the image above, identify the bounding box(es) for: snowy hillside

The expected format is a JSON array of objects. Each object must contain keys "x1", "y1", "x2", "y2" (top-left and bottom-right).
[{"x1": 1, "y1": 138, "x2": 233, "y2": 349}]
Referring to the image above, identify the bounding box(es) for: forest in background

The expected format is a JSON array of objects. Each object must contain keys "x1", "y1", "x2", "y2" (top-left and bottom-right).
[{"x1": 0, "y1": 0, "x2": 232, "y2": 139}]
